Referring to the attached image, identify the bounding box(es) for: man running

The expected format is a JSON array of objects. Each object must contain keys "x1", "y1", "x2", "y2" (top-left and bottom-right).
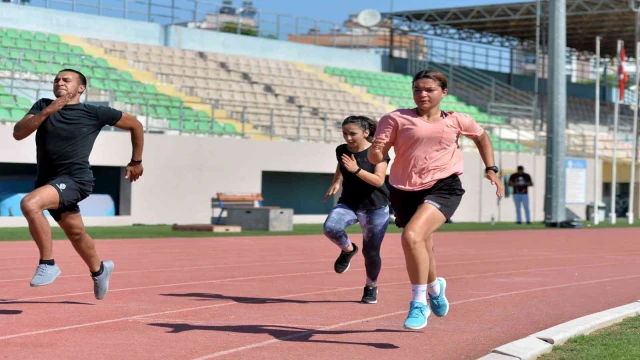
[{"x1": 13, "y1": 69, "x2": 144, "y2": 300}]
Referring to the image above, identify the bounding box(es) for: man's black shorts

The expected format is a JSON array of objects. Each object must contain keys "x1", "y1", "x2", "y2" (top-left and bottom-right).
[
  {"x1": 35, "y1": 176, "x2": 93, "y2": 221},
  {"x1": 390, "y1": 175, "x2": 465, "y2": 228}
]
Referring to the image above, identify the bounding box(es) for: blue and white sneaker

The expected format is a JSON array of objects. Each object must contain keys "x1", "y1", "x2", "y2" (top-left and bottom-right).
[
  {"x1": 403, "y1": 301, "x2": 430, "y2": 330},
  {"x1": 429, "y1": 277, "x2": 449, "y2": 317},
  {"x1": 30, "y1": 264, "x2": 62, "y2": 287}
]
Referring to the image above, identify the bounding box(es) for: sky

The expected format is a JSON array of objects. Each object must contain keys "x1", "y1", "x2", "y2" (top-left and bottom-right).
[
  {"x1": 24, "y1": 0, "x2": 527, "y2": 27},
  {"x1": 253, "y1": 0, "x2": 523, "y2": 25}
]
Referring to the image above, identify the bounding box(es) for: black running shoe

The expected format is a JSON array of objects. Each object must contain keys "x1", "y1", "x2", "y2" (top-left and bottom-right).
[
  {"x1": 334, "y1": 243, "x2": 358, "y2": 274},
  {"x1": 361, "y1": 286, "x2": 378, "y2": 304}
]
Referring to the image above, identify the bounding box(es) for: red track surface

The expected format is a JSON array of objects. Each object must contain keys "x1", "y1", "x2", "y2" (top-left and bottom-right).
[{"x1": 1, "y1": 228, "x2": 640, "y2": 360}]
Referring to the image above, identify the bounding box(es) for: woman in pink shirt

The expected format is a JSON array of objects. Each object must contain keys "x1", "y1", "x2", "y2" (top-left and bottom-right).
[{"x1": 369, "y1": 70, "x2": 504, "y2": 330}]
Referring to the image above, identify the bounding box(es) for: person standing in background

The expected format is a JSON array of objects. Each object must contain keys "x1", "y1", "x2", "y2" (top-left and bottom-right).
[{"x1": 508, "y1": 166, "x2": 533, "y2": 224}]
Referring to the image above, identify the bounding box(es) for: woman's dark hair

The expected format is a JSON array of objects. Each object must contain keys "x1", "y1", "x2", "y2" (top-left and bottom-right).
[
  {"x1": 342, "y1": 115, "x2": 377, "y2": 142},
  {"x1": 412, "y1": 70, "x2": 448, "y2": 91}
]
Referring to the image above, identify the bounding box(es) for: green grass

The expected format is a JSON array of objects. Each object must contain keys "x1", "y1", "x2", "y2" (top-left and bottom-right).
[
  {"x1": 539, "y1": 314, "x2": 640, "y2": 360},
  {"x1": 0, "y1": 219, "x2": 639, "y2": 241}
]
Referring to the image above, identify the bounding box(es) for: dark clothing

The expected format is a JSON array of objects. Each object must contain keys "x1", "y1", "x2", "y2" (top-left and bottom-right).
[
  {"x1": 323, "y1": 204, "x2": 390, "y2": 284},
  {"x1": 389, "y1": 174, "x2": 465, "y2": 227},
  {"x1": 36, "y1": 176, "x2": 93, "y2": 221},
  {"x1": 27, "y1": 98, "x2": 122, "y2": 183},
  {"x1": 335, "y1": 144, "x2": 390, "y2": 211},
  {"x1": 509, "y1": 172, "x2": 532, "y2": 194},
  {"x1": 27, "y1": 99, "x2": 122, "y2": 218}
]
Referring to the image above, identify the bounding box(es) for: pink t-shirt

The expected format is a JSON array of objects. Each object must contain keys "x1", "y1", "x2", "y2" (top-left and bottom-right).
[{"x1": 374, "y1": 109, "x2": 485, "y2": 191}]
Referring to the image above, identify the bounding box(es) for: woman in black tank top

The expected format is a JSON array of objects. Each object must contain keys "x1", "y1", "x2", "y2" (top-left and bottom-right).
[{"x1": 321, "y1": 116, "x2": 392, "y2": 305}]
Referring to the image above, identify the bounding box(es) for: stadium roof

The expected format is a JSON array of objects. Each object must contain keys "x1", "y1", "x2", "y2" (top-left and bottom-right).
[{"x1": 385, "y1": 0, "x2": 640, "y2": 58}]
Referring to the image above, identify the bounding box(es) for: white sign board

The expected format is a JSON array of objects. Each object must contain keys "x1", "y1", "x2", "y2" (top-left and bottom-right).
[{"x1": 565, "y1": 158, "x2": 587, "y2": 204}]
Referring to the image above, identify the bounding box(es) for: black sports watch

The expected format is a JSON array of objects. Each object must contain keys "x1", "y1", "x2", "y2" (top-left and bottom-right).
[{"x1": 485, "y1": 166, "x2": 499, "y2": 174}]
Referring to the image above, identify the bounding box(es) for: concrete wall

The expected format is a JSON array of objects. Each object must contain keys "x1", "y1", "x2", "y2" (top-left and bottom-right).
[
  {"x1": 0, "y1": 126, "x2": 601, "y2": 226},
  {"x1": 165, "y1": 26, "x2": 383, "y2": 72},
  {"x1": 0, "y1": 2, "x2": 164, "y2": 46}
]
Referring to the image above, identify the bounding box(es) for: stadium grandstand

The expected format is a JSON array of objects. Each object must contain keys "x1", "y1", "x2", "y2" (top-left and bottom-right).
[{"x1": 1, "y1": 0, "x2": 639, "y2": 223}]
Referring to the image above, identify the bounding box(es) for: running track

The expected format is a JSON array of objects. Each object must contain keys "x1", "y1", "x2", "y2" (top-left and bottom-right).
[{"x1": 1, "y1": 228, "x2": 639, "y2": 360}]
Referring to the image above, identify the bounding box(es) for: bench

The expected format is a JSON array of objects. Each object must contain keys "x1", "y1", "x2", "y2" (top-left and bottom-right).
[{"x1": 212, "y1": 192, "x2": 267, "y2": 225}]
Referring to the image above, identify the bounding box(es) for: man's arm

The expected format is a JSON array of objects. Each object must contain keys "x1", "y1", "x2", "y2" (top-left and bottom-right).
[
  {"x1": 13, "y1": 95, "x2": 72, "y2": 141},
  {"x1": 113, "y1": 112, "x2": 144, "y2": 182},
  {"x1": 13, "y1": 113, "x2": 49, "y2": 141},
  {"x1": 114, "y1": 112, "x2": 144, "y2": 162}
]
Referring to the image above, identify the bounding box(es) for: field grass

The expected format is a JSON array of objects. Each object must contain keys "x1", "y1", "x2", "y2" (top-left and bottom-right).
[
  {"x1": 1, "y1": 219, "x2": 639, "y2": 241},
  {"x1": 538, "y1": 315, "x2": 640, "y2": 360}
]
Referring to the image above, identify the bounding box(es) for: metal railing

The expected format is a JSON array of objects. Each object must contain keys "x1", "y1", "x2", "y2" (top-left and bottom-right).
[{"x1": 1, "y1": 86, "x2": 635, "y2": 161}]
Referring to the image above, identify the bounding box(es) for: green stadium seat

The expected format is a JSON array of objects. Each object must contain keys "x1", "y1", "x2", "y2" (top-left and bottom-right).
[
  {"x1": 0, "y1": 28, "x2": 5, "y2": 38},
  {"x1": 58, "y1": 43, "x2": 71, "y2": 53},
  {"x1": 197, "y1": 110, "x2": 209, "y2": 120},
  {"x1": 16, "y1": 39, "x2": 30, "y2": 50},
  {"x1": 36, "y1": 61, "x2": 50, "y2": 73},
  {"x1": 48, "y1": 34, "x2": 62, "y2": 43},
  {"x1": 183, "y1": 121, "x2": 197, "y2": 131},
  {"x1": 29, "y1": 41, "x2": 45, "y2": 51},
  {"x1": 120, "y1": 71, "x2": 134, "y2": 81},
  {"x1": 223, "y1": 123, "x2": 237, "y2": 134},
  {"x1": 0, "y1": 59, "x2": 16, "y2": 71},
  {"x1": 67, "y1": 56, "x2": 83, "y2": 66},
  {"x1": 96, "y1": 58, "x2": 109, "y2": 67},
  {"x1": 156, "y1": 107, "x2": 170, "y2": 116},
  {"x1": 6, "y1": 29, "x2": 19, "y2": 38},
  {"x1": 474, "y1": 113, "x2": 490, "y2": 123},
  {"x1": 197, "y1": 122, "x2": 212, "y2": 132},
  {"x1": 16, "y1": 98, "x2": 31, "y2": 111},
  {"x1": 184, "y1": 108, "x2": 196, "y2": 117},
  {"x1": 8, "y1": 50, "x2": 21, "y2": 59},
  {"x1": 44, "y1": 43, "x2": 59, "y2": 52},
  {"x1": 10, "y1": 109, "x2": 24, "y2": 121},
  {"x1": 0, "y1": 108, "x2": 11, "y2": 121},
  {"x1": 21, "y1": 61, "x2": 37, "y2": 73},
  {"x1": 91, "y1": 79, "x2": 107, "y2": 90},
  {"x1": 140, "y1": 106, "x2": 156, "y2": 117},
  {"x1": 38, "y1": 52, "x2": 51, "y2": 62},
  {"x1": 0, "y1": 49, "x2": 10, "y2": 59},
  {"x1": 0, "y1": 94, "x2": 15, "y2": 105},
  {"x1": 93, "y1": 68, "x2": 109, "y2": 79},
  {"x1": 54, "y1": 54, "x2": 68, "y2": 64},
  {"x1": 25, "y1": 52, "x2": 39, "y2": 61},
  {"x1": 213, "y1": 122, "x2": 224, "y2": 133},
  {"x1": 144, "y1": 84, "x2": 158, "y2": 93},
  {"x1": 168, "y1": 120, "x2": 181, "y2": 130},
  {"x1": 71, "y1": 46, "x2": 85, "y2": 55},
  {"x1": 81, "y1": 57, "x2": 96, "y2": 66},
  {"x1": 34, "y1": 32, "x2": 48, "y2": 42},
  {"x1": 19, "y1": 31, "x2": 34, "y2": 40}
]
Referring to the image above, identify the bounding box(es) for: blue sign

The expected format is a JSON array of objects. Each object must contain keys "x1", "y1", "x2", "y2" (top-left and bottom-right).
[{"x1": 565, "y1": 158, "x2": 587, "y2": 169}]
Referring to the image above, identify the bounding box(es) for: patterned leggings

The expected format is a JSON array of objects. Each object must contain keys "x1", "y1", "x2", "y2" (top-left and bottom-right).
[{"x1": 322, "y1": 204, "x2": 390, "y2": 285}]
